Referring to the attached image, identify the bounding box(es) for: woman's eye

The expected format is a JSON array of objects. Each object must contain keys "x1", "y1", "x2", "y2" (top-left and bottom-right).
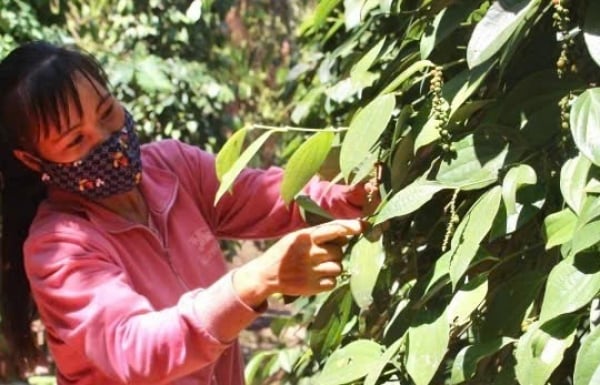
[
  {"x1": 68, "y1": 134, "x2": 84, "y2": 148},
  {"x1": 101, "y1": 103, "x2": 114, "y2": 121}
]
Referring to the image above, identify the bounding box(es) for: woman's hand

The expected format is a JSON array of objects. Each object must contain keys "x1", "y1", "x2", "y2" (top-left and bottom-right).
[{"x1": 232, "y1": 219, "x2": 363, "y2": 309}]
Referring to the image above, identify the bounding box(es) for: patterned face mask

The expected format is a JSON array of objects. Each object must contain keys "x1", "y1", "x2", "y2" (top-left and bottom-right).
[{"x1": 39, "y1": 110, "x2": 143, "y2": 200}]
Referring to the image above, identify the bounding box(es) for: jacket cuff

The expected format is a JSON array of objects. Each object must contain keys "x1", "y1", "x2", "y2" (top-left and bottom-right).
[{"x1": 183, "y1": 270, "x2": 268, "y2": 344}]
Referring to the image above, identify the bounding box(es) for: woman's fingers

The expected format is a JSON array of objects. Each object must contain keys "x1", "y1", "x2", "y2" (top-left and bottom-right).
[
  {"x1": 313, "y1": 260, "x2": 343, "y2": 276},
  {"x1": 309, "y1": 219, "x2": 363, "y2": 245},
  {"x1": 310, "y1": 243, "x2": 343, "y2": 264},
  {"x1": 318, "y1": 277, "x2": 337, "y2": 289}
]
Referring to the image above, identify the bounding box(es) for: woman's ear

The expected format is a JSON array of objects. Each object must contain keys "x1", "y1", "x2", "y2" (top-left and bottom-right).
[{"x1": 12, "y1": 150, "x2": 42, "y2": 172}]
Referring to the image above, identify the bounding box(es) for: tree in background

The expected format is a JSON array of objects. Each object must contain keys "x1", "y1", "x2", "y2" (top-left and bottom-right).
[{"x1": 0, "y1": 0, "x2": 304, "y2": 381}]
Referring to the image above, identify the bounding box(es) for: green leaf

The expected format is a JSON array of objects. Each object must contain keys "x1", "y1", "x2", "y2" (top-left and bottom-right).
[
  {"x1": 515, "y1": 316, "x2": 578, "y2": 385},
  {"x1": 502, "y1": 165, "x2": 537, "y2": 215},
  {"x1": 344, "y1": 0, "x2": 366, "y2": 30},
  {"x1": 543, "y1": 209, "x2": 577, "y2": 250},
  {"x1": 571, "y1": 220, "x2": 600, "y2": 257},
  {"x1": 467, "y1": 0, "x2": 539, "y2": 68},
  {"x1": 381, "y1": 60, "x2": 433, "y2": 94},
  {"x1": 364, "y1": 336, "x2": 405, "y2": 385},
  {"x1": 436, "y1": 133, "x2": 509, "y2": 190},
  {"x1": 574, "y1": 325, "x2": 600, "y2": 385},
  {"x1": 583, "y1": 1, "x2": 600, "y2": 68},
  {"x1": 309, "y1": 285, "x2": 354, "y2": 358},
  {"x1": 447, "y1": 275, "x2": 488, "y2": 326},
  {"x1": 571, "y1": 89, "x2": 600, "y2": 166},
  {"x1": 444, "y1": 59, "x2": 496, "y2": 117},
  {"x1": 340, "y1": 94, "x2": 395, "y2": 180},
  {"x1": 481, "y1": 271, "x2": 546, "y2": 340},
  {"x1": 406, "y1": 308, "x2": 450, "y2": 385},
  {"x1": 214, "y1": 130, "x2": 273, "y2": 204},
  {"x1": 351, "y1": 38, "x2": 385, "y2": 77},
  {"x1": 135, "y1": 55, "x2": 174, "y2": 93},
  {"x1": 414, "y1": 115, "x2": 440, "y2": 152},
  {"x1": 539, "y1": 255, "x2": 600, "y2": 323},
  {"x1": 316, "y1": 340, "x2": 383, "y2": 385},
  {"x1": 215, "y1": 128, "x2": 247, "y2": 181},
  {"x1": 375, "y1": 179, "x2": 447, "y2": 224},
  {"x1": 450, "y1": 337, "x2": 515, "y2": 384},
  {"x1": 560, "y1": 154, "x2": 592, "y2": 214},
  {"x1": 449, "y1": 186, "x2": 502, "y2": 287},
  {"x1": 185, "y1": 0, "x2": 203, "y2": 22},
  {"x1": 295, "y1": 195, "x2": 335, "y2": 221},
  {"x1": 420, "y1": 2, "x2": 481, "y2": 59},
  {"x1": 300, "y1": 0, "x2": 342, "y2": 33},
  {"x1": 349, "y1": 237, "x2": 385, "y2": 309},
  {"x1": 281, "y1": 131, "x2": 334, "y2": 204},
  {"x1": 244, "y1": 351, "x2": 277, "y2": 385}
]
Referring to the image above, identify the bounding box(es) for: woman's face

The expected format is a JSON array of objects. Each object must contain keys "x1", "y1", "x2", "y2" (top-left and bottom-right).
[{"x1": 33, "y1": 73, "x2": 125, "y2": 164}]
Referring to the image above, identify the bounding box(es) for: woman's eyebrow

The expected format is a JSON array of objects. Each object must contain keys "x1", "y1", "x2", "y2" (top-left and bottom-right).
[
  {"x1": 96, "y1": 93, "x2": 112, "y2": 112},
  {"x1": 52, "y1": 93, "x2": 112, "y2": 143}
]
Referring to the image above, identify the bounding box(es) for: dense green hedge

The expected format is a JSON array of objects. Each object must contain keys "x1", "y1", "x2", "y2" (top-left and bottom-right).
[{"x1": 215, "y1": 0, "x2": 600, "y2": 384}]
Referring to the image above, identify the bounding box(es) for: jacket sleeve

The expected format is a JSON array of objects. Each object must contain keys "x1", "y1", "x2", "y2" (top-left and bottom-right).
[
  {"x1": 24, "y1": 229, "x2": 261, "y2": 384},
  {"x1": 168, "y1": 140, "x2": 363, "y2": 239}
]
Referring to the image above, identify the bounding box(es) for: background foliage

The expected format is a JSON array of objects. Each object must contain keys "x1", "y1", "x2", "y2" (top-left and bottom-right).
[
  {"x1": 0, "y1": 0, "x2": 304, "y2": 381},
  {"x1": 214, "y1": 0, "x2": 600, "y2": 384}
]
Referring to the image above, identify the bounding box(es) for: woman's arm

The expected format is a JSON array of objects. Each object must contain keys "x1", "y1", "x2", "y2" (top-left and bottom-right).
[{"x1": 24, "y1": 231, "x2": 260, "y2": 384}]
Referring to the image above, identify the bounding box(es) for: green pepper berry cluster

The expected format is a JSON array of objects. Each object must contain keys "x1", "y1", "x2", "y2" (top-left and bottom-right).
[
  {"x1": 442, "y1": 189, "x2": 460, "y2": 252},
  {"x1": 558, "y1": 92, "x2": 574, "y2": 149},
  {"x1": 552, "y1": 0, "x2": 575, "y2": 79},
  {"x1": 430, "y1": 66, "x2": 452, "y2": 153}
]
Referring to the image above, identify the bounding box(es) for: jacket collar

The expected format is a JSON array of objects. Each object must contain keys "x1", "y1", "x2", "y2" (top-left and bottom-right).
[{"x1": 46, "y1": 163, "x2": 179, "y2": 233}]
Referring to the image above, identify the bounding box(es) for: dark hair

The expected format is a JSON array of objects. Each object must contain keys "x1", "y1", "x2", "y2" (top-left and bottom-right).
[{"x1": 0, "y1": 41, "x2": 110, "y2": 369}]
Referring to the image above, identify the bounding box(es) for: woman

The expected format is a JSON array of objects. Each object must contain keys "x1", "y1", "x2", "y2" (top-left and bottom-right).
[{"x1": 0, "y1": 41, "x2": 368, "y2": 384}]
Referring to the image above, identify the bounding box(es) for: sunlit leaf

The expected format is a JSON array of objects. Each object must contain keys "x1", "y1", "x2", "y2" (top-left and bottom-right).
[
  {"x1": 543, "y1": 209, "x2": 577, "y2": 250},
  {"x1": 281, "y1": 131, "x2": 334, "y2": 204},
  {"x1": 447, "y1": 275, "x2": 488, "y2": 326},
  {"x1": 316, "y1": 340, "x2": 383, "y2": 385},
  {"x1": 244, "y1": 351, "x2": 277, "y2": 385},
  {"x1": 300, "y1": 0, "x2": 342, "y2": 34},
  {"x1": 349, "y1": 237, "x2": 385, "y2": 309},
  {"x1": 450, "y1": 337, "x2": 515, "y2": 384},
  {"x1": 375, "y1": 179, "x2": 447, "y2": 224},
  {"x1": 449, "y1": 186, "x2": 502, "y2": 287},
  {"x1": 214, "y1": 130, "x2": 273, "y2": 204},
  {"x1": 344, "y1": 0, "x2": 365, "y2": 30},
  {"x1": 436, "y1": 133, "x2": 509, "y2": 190},
  {"x1": 309, "y1": 285, "x2": 354, "y2": 358},
  {"x1": 583, "y1": 1, "x2": 600, "y2": 68},
  {"x1": 295, "y1": 195, "x2": 335, "y2": 221},
  {"x1": 215, "y1": 128, "x2": 247, "y2": 181},
  {"x1": 364, "y1": 336, "x2": 404, "y2": 385},
  {"x1": 574, "y1": 324, "x2": 600, "y2": 385},
  {"x1": 185, "y1": 0, "x2": 203, "y2": 22},
  {"x1": 444, "y1": 59, "x2": 495, "y2": 117},
  {"x1": 381, "y1": 60, "x2": 433, "y2": 94},
  {"x1": 340, "y1": 94, "x2": 395, "y2": 180},
  {"x1": 571, "y1": 89, "x2": 600, "y2": 166},
  {"x1": 467, "y1": 0, "x2": 539, "y2": 68},
  {"x1": 539, "y1": 255, "x2": 600, "y2": 323},
  {"x1": 560, "y1": 154, "x2": 591, "y2": 214},
  {"x1": 502, "y1": 165, "x2": 537, "y2": 215},
  {"x1": 515, "y1": 316, "x2": 578, "y2": 385},
  {"x1": 352, "y1": 38, "x2": 385, "y2": 77},
  {"x1": 136, "y1": 55, "x2": 174, "y2": 93},
  {"x1": 406, "y1": 308, "x2": 450, "y2": 385}
]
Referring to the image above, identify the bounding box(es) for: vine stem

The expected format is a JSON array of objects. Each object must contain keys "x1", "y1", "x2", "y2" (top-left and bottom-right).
[{"x1": 249, "y1": 123, "x2": 348, "y2": 133}]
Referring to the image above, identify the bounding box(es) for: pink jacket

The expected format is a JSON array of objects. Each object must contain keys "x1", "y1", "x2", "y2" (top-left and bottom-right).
[{"x1": 24, "y1": 140, "x2": 362, "y2": 385}]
